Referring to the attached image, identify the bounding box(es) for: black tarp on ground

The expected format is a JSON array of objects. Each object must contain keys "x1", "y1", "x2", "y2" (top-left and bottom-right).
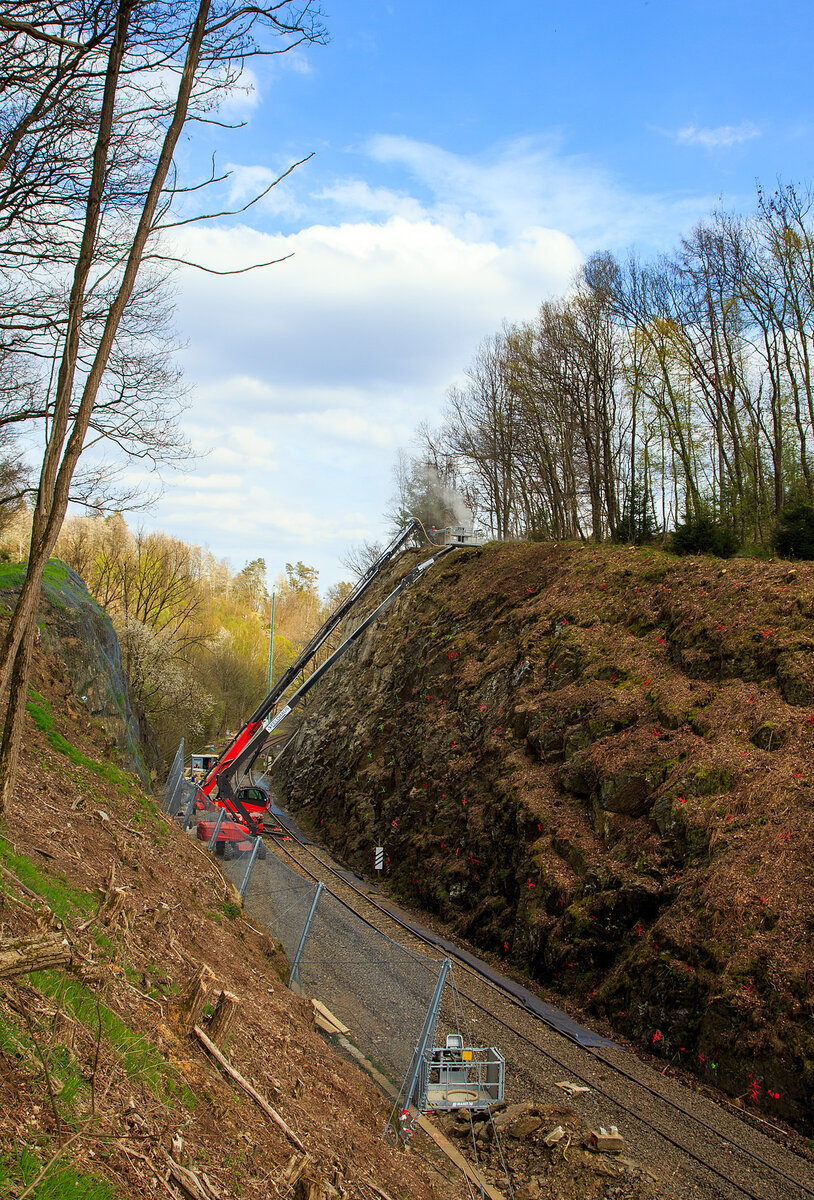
[{"x1": 377, "y1": 900, "x2": 621, "y2": 1051}]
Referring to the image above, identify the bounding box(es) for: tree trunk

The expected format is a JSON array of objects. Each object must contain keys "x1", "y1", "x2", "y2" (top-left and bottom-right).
[
  {"x1": 0, "y1": 614, "x2": 38, "y2": 811},
  {"x1": 208, "y1": 989, "x2": 241, "y2": 1047},
  {"x1": 0, "y1": 932, "x2": 71, "y2": 978},
  {"x1": 0, "y1": 0, "x2": 211, "y2": 814}
]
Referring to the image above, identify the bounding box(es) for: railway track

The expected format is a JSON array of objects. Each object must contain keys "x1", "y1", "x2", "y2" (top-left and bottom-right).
[{"x1": 262, "y1": 814, "x2": 814, "y2": 1200}]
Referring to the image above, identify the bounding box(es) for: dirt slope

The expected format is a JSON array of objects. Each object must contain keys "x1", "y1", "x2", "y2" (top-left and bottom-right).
[
  {"x1": 0, "y1": 609, "x2": 467, "y2": 1199},
  {"x1": 277, "y1": 540, "x2": 814, "y2": 1133}
]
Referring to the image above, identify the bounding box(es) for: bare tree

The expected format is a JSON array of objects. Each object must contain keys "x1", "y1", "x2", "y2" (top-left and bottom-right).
[
  {"x1": 435, "y1": 334, "x2": 523, "y2": 539},
  {"x1": 339, "y1": 538, "x2": 384, "y2": 579},
  {"x1": 0, "y1": 0, "x2": 325, "y2": 807}
]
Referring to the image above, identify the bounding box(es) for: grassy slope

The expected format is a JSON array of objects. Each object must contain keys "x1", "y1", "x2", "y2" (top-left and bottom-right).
[
  {"x1": 277, "y1": 540, "x2": 814, "y2": 1133},
  {"x1": 0, "y1": 605, "x2": 462, "y2": 1200}
]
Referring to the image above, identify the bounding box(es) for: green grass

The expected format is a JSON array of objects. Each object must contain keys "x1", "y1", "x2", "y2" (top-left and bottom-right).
[
  {"x1": 0, "y1": 1004, "x2": 90, "y2": 1127},
  {"x1": 26, "y1": 690, "x2": 133, "y2": 789},
  {"x1": 30, "y1": 971, "x2": 195, "y2": 1110},
  {"x1": 0, "y1": 1146, "x2": 115, "y2": 1200},
  {"x1": 0, "y1": 562, "x2": 26, "y2": 589},
  {"x1": 0, "y1": 560, "x2": 71, "y2": 590},
  {"x1": 0, "y1": 1006, "x2": 33, "y2": 1058},
  {"x1": 42, "y1": 560, "x2": 70, "y2": 586},
  {"x1": 0, "y1": 838, "x2": 95, "y2": 921}
]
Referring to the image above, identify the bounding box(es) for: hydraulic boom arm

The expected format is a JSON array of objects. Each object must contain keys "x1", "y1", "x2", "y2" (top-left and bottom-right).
[{"x1": 202, "y1": 521, "x2": 434, "y2": 816}]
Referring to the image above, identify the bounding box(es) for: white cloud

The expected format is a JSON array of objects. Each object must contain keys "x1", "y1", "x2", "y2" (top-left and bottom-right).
[
  {"x1": 359, "y1": 134, "x2": 713, "y2": 251},
  {"x1": 170, "y1": 214, "x2": 581, "y2": 393},
  {"x1": 216, "y1": 64, "x2": 261, "y2": 115},
  {"x1": 673, "y1": 122, "x2": 761, "y2": 150},
  {"x1": 302, "y1": 409, "x2": 397, "y2": 449},
  {"x1": 226, "y1": 163, "x2": 279, "y2": 203},
  {"x1": 317, "y1": 180, "x2": 426, "y2": 221},
  {"x1": 137, "y1": 134, "x2": 720, "y2": 585},
  {"x1": 285, "y1": 50, "x2": 313, "y2": 77}
]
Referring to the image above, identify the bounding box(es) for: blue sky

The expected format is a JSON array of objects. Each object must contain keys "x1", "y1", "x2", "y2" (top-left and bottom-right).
[{"x1": 135, "y1": 0, "x2": 814, "y2": 589}]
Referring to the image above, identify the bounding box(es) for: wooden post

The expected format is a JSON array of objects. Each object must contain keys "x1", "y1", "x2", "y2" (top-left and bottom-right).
[{"x1": 208, "y1": 990, "x2": 240, "y2": 1047}]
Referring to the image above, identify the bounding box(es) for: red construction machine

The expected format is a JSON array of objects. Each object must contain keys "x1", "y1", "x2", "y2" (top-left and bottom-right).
[{"x1": 194, "y1": 522, "x2": 458, "y2": 847}]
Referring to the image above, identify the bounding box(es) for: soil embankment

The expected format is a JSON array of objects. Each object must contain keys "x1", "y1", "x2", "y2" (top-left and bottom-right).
[
  {"x1": 277, "y1": 540, "x2": 814, "y2": 1132},
  {"x1": 0, "y1": 571, "x2": 466, "y2": 1200}
]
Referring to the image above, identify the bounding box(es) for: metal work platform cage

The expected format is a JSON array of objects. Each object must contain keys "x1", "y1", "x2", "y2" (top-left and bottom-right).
[
  {"x1": 419, "y1": 1035, "x2": 505, "y2": 1111},
  {"x1": 432, "y1": 526, "x2": 486, "y2": 547}
]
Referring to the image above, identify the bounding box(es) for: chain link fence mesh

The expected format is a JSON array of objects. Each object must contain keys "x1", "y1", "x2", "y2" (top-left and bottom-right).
[
  {"x1": 160, "y1": 740, "x2": 185, "y2": 815},
  {"x1": 161, "y1": 755, "x2": 444, "y2": 1097},
  {"x1": 293, "y1": 885, "x2": 441, "y2": 1088},
  {"x1": 229, "y1": 849, "x2": 321, "y2": 964}
]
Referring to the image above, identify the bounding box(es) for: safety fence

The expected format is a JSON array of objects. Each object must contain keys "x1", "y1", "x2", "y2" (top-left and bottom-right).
[
  {"x1": 160, "y1": 755, "x2": 450, "y2": 1132},
  {"x1": 160, "y1": 739, "x2": 199, "y2": 823}
]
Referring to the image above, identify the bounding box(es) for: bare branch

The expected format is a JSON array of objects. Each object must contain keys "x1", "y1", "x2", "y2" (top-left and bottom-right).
[
  {"x1": 156, "y1": 151, "x2": 313, "y2": 229},
  {"x1": 0, "y1": 14, "x2": 83, "y2": 49},
  {"x1": 145, "y1": 251, "x2": 294, "y2": 274}
]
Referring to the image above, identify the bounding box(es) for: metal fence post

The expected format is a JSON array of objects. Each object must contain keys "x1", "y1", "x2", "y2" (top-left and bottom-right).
[
  {"x1": 207, "y1": 808, "x2": 227, "y2": 852},
  {"x1": 288, "y1": 882, "x2": 324, "y2": 988},
  {"x1": 181, "y1": 784, "x2": 199, "y2": 831},
  {"x1": 238, "y1": 836, "x2": 263, "y2": 898},
  {"x1": 385, "y1": 957, "x2": 450, "y2": 1143},
  {"x1": 161, "y1": 739, "x2": 184, "y2": 811}
]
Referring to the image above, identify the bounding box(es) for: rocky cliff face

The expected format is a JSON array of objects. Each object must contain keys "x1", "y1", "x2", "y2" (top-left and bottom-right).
[
  {"x1": 277, "y1": 541, "x2": 814, "y2": 1132},
  {"x1": 0, "y1": 560, "x2": 157, "y2": 785}
]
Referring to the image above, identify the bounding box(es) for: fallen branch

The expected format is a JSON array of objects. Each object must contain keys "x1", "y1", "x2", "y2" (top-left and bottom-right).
[
  {"x1": 193, "y1": 1024, "x2": 305, "y2": 1152},
  {"x1": 159, "y1": 1148, "x2": 220, "y2": 1200},
  {"x1": 114, "y1": 1142, "x2": 181, "y2": 1200},
  {"x1": 0, "y1": 932, "x2": 71, "y2": 978},
  {"x1": 365, "y1": 1181, "x2": 396, "y2": 1200},
  {"x1": 0, "y1": 861, "x2": 40, "y2": 901}
]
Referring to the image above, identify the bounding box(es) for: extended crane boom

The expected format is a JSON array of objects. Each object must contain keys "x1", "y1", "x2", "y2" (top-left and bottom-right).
[{"x1": 201, "y1": 520, "x2": 431, "y2": 819}]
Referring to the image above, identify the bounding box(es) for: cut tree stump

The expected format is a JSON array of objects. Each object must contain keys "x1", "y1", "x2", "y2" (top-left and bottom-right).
[
  {"x1": 0, "y1": 933, "x2": 71, "y2": 979},
  {"x1": 208, "y1": 990, "x2": 240, "y2": 1047},
  {"x1": 294, "y1": 1174, "x2": 333, "y2": 1200},
  {"x1": 173, "y1": 964, "x2": 215, "y2": 1032},
  {"x1": 101, "y1": 887, "x2": 127, "y2": 927}
]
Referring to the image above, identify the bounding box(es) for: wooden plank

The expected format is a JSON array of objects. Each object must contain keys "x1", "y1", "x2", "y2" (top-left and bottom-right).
[
  {"x1": 314, "y1": 1014, "x2": 344, "y2": 1037},
  {"x1": 311, "y1": 999, "x2": 350, "y2": 1035},
  {"x1": 415, "y1": 1115, "x2": 504, "y2": 1200}
]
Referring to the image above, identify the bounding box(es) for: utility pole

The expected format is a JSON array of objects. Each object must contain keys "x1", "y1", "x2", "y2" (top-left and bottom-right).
[{"x1": 268, "y1": 592, "x2": 275, "y2": 688}]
